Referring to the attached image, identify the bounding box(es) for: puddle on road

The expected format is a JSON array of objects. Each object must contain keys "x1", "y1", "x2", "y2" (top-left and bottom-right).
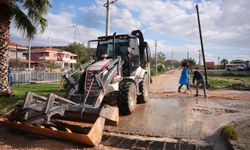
[{"x1": 105, "y1": 96, "x2": 250, "y2": 141}]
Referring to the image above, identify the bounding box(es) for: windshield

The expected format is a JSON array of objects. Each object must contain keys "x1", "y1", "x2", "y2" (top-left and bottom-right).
[{"x1": 96, "y1": 39, "x2": 129, "y2": 60}]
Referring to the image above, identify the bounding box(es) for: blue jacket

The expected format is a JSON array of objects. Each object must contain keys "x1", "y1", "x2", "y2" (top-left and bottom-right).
[{"x1": 179, "y1": 67, "x2": 189, "y2": 85}]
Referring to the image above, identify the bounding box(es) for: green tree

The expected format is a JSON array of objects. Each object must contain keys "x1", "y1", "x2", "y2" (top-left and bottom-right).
[
  {"x1": 181, "y1": 58, "x2": 196, "y2": 68},
  {"x1": 157, "y1": 52, "x2": 166, "y2": 65},
  {"x1": 0, "y1": 0, "x2": 50, "y2": 96},
  {"x1": 220, "y1": 58, "x2": 229, "y2": 69},
  {"x1": 67, "y1": 42, "x2": 89, "y2": 67}
]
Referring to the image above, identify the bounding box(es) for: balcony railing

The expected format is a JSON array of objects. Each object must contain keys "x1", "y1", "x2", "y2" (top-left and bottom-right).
[{"x1": 38, "y1": 56, "x2": 48, "y2": 60}]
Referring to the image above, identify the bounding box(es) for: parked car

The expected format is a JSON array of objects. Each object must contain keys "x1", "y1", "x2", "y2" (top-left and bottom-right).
[
  {"x1": 237, "y1": 64, "x2": 246, "y2": 71},
  {"x1": 225, "y1": 64, "x2": 246, "y2": 71}
]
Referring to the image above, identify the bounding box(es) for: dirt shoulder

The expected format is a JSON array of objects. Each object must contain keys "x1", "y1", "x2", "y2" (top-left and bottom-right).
[{"x1": 150, "y1": 69, "x2": 250, "y2": 101}]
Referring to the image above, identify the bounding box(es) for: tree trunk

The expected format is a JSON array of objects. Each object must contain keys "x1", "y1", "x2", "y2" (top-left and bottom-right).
[{"x1": 0, "y1": 1, "x2": 11, "y2": 96}]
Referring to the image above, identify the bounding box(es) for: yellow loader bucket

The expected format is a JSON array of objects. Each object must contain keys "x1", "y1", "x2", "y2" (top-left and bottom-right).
[
  {"x1": 0, "y1": 93, "x2": 119, "y2": 146},
  {"x1": 0, "y1": 116, "x2": 105, "y2": 146}
]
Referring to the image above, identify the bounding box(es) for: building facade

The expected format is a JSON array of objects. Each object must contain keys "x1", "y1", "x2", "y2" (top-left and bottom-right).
[
  {"x1": 24, "y1": 47, "x2": 77, "y2": 68},
  {"x1": 7, "y1": 42, "x2": 28, "y2": 60}
]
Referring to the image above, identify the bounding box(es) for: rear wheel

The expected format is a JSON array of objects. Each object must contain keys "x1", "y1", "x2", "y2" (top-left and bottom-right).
[
  {"x1": 137, "y1": 74, "x2": 149, "y2": 103},
  {"x1": 118, "y1": 82, "x2": 137, "y2": 115}
]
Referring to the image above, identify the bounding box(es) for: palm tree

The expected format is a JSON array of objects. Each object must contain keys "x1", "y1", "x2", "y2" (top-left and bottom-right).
[{"x1": 0, "y1": 0, "x2": 50, "y2": 96}]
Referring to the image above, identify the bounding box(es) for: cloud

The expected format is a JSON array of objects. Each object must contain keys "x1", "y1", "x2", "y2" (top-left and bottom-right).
[
  {"x1": 10, "y1": 0, "x2": 250, "y2": 62},
  {"x1": 10, "y1": 11, "x2": 104, "y2": 46}
]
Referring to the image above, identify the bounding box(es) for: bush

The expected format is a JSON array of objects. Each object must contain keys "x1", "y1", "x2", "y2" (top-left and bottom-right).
[
  {"x1": 222, "y1": 124, "x2": 239, "y2": 141},
  {"x1": 157, "y1": 64, "x2": 165, "y2": 72},
  {"x1": 150, "y1": 69, "x2": 156, "y2": 76}
]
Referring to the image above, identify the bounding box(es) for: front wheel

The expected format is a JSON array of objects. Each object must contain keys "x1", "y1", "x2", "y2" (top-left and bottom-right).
[
  {"x1": 118, "y1": 82, "x2": 137, "y2": 115},
  {"x1": 137, "y1": 74, "x2": 149, "y2": 103}
]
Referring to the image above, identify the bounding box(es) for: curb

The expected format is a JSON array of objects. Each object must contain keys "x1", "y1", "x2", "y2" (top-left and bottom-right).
[{"x1": 220, "y1": 131, "x2": 235, "y2": 150}]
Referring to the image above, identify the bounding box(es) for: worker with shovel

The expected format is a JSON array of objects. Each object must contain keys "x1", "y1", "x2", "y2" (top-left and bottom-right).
[{"x1": 193, "y1": 70, "x2": 207, "y2": 98}]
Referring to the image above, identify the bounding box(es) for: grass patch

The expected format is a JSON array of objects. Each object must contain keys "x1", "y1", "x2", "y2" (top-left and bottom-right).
[
  {"x1": 0, "y1": 83, "x2": 65, "y2": 115},
  {"x1": 208, "y1": 79, "x2": 235, "y2": 89},
  {"x1": 222, "y1": 124, "x2": 239, "y2": 141},
  {"x1": 207, "y1": 75, "x2": 250, "y2": 90},
  {"x1": 208, "y1": 72, "x2": 249, "y2": 77}
]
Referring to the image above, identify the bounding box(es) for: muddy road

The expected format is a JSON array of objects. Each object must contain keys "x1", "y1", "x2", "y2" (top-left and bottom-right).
[{"x1": 0, "y1": 69, "x2": 250, "y2": 149}]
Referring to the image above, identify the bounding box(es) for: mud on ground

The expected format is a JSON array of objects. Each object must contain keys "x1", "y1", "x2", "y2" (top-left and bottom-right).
[{"x1": 0, "y1": 69, "x2": 249, "y2": 150}]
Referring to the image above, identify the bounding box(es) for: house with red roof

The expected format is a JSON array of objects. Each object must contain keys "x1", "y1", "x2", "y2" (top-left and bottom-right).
[
  {"x1": 23, "y1": 47, "x2": 77, "y2": 68},
  {"x1": 7, "y1": 42, "x2": 28, "y2": 60},
  {"x1": 7, "y1": 42, "x2": 77, "y2": 69}
]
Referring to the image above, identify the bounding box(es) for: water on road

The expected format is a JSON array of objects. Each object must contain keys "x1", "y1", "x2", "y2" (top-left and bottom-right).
[{"x1": 105, "y1": 96, "x2": 250, "y2": 147}]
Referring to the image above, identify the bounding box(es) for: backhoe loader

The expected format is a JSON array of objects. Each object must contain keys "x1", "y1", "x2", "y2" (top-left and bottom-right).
[{"x1": 0, "y1": 30, "x2": 151, "y2": 146}]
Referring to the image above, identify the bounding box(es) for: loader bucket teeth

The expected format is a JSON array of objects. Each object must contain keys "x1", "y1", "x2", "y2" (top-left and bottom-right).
[{"x1": 100, "y1": 105, "x2": 119, "y2": 126}]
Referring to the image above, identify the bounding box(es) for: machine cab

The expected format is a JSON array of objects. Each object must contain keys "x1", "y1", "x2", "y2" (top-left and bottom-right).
[{"x1": 96, "y1": 35, "x2": 141, "y2": 76}]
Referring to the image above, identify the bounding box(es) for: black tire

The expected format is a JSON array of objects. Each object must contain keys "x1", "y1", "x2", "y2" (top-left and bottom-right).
[
  {"x1": 137, "y1": 74, "x2": 149, "y2": 103},
  {"x1": 118, "y1": 82, "x2": 137, "y2": 115}
]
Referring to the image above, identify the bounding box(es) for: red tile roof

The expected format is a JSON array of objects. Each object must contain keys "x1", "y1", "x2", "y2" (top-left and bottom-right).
[
  {"x1": 8, "y1": 42, "x2": 28, "y2": 49},
  {"x1": 31, "y1": 47, "x2": 77, "y2": 56}
]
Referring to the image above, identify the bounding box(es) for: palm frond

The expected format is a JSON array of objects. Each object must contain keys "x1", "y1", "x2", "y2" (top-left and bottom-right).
[
  {"x1": 23, "y1": 0, "x2": 50, "y2": 32},
  {"x1": 23, "y1": 0, "x2": 51, "y2": 14},
  {"x1": 10, "y1": 0, "x2": 50, "y2": 38},
  {"x1": 12, "y1": 4, "x2": 36, "y2": 39}
]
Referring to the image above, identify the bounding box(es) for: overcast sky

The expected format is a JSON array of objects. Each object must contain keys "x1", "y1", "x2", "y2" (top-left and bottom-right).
[{"x1": 10, "y1": 0, "x2": 250, "y2": 63}]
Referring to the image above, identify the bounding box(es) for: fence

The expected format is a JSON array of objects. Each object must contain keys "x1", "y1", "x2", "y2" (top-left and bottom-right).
[{"x1": 11, "y1": 71, "x2": 65, "y2": 85}]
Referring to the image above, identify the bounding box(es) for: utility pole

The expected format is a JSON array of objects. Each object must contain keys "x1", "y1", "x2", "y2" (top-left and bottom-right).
[
  {"x1": 104, "y1": 0, "x2": 118, "y2": 36},
  {"x1": 28, "y1": 39, "x2": 31, "y2": 71},
  {"x1": 198, "y1": 50, "x2": 201, "y2": 69},
  {"x1": 73, "y1": 25, "x2": 76, "y2": 42},
  {"x1": 155, "y1": 40, "x2": 157, "y2": 75},
  {"x1": 187, "y1": 51, "x2": 189, "y2": 59},
  {"x1": 218, "y1": 56, "x2": 220, "y2": 66},
  {"x1": 196, "y1": 4, "x2": 208, "y2": 86},
  {"x1": 171, "y1": 51, "x2": 174, "y2": 69},
  {"x1": 48, "y1": 36, "x2": 51, "y2": 47}
]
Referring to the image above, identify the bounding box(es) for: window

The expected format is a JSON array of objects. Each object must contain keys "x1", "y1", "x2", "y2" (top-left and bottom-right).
[
  {"x1": 129, "y1": 38, "x2": 140, "y2": 67},
  {"x1": 96, "y1": 39, "x2": 129, "y2": 59}
]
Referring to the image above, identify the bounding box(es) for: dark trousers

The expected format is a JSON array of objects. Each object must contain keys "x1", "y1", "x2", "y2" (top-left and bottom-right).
[
  {"x1": 178, "y1": 84, "x2": 190, "y2": 92},
  {"x1": 196, "y1": 79, "x2": 207, "y2": 96}
]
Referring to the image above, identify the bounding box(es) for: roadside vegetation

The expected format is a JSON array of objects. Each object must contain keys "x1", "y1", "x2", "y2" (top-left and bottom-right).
[
  {"x1": 67, "y1": 42, "x2": 90, "y2": 68},
  {"x1": 0, "y1": 83, "x2": 65, "y2": 115},
  {"x1": 221, "y1": 124, "x2": 239, "y2": 141},
  {"x1": 150, "y1": 52, "x2": 181, "y2": 76},
  {"x1": 207, "y1": 74, "x2": 250, "y2": 90}
]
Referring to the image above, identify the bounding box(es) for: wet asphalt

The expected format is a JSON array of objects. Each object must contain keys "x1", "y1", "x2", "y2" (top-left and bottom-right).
[{"x1": 104, "y1": 96, "x2": 250, "y2": 149}]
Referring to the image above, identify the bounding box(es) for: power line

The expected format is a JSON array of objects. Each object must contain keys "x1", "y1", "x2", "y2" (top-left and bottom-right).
[{"x1": 139, "y1": 12, "x2": 185, "y2": 30}]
